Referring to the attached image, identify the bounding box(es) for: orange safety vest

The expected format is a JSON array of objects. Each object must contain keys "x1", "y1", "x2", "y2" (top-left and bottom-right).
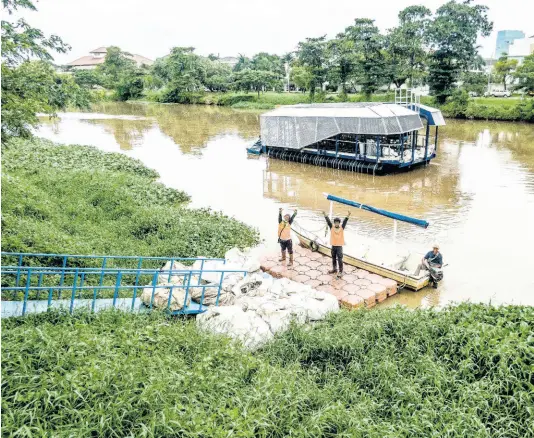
[
  {"x1": 278, "y1": 221, "x2": 291, "y2": 241},
  {"x1": 330, "y1": 226, "x2": 345, "y2": 246}
]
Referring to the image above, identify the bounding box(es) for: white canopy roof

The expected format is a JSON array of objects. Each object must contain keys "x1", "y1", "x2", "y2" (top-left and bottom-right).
[{"x1": 260, "y1": 103, "x2": 425, "y2": 150}]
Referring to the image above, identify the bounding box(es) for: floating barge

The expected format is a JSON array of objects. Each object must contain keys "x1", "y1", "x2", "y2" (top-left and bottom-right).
[
  {"x1": 291, "y1": 193, "x2": 435, "y2": 291},
  {"x1": 256, "y1": 91, "x2": 445, "y2": 175}
]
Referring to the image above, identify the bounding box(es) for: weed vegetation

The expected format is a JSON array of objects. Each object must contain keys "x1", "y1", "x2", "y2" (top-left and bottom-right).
[
  {"x1": 1, "y1": 138, "x2": 259, "y2": 270},
  {"x1": 440, "y1": 92, "x2": 534, "y2": 122},
  {"x1": 139, "y1": 90, "x2": 534, "y2": 121},
  {"x1": 2, "y1": 304, "x2": 532, "y2": 437}
]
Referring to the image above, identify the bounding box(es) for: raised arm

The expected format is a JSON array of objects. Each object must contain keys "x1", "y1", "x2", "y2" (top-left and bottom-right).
[
  {"x1": 278, "y1": 208, "x2": 282, "y2": 224},
  {"x1": 289, "y1": 209, "x2": 297, "y2": 225},
  {"x1": 322, "y1": 211, "x2": 332, "y2": 229},
  {"x1": 342, "y1": 211, "x2": 351, "y2": 229}
]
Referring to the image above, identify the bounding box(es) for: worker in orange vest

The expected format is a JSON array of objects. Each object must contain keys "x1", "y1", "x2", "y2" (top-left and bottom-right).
[
  {"x1": 323, "y1": 210, "x2": 351, "y2": 278},
  {"x1": 278, "y1": 207, "x2": 297, "y2": 266}
]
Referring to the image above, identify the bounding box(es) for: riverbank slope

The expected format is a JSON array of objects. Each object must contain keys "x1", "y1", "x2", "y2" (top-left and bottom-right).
[
  {"x1": 1, "y1": 138, "x2": 259, "y2": 258},
  {"x1": 2, "y1": 304, "x2": 533, "y2": 436}
]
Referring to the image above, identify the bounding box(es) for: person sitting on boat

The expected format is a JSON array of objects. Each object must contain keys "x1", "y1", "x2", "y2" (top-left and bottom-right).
[
  {"x1": 278, "y1": 208, "x2": 297, "y2": 266},
  {"x1": 323, "y1": 210, "x2": 351, "y2": 278},
  {"x1": 415, "y1": 244, "x2": 443, "y2": 288}
]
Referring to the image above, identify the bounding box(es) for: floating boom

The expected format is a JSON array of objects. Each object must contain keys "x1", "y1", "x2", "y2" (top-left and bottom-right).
[{"x1": 326, "y1": 194, "x2": 429, "y2": 228}]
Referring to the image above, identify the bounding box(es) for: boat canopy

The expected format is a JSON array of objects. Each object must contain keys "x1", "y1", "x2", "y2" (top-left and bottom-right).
[
  {"x1": 418, "y1": 104, "x2": 446, "y2": 126},
  {"x1": 260, "y1": 103, "x2": 425, "y2": 150}
]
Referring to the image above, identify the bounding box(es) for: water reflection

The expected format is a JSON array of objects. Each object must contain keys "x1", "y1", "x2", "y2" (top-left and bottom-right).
[
  {"x1": 262, "y1": 153, "x2": 467, "y2": 243},
  {"x1": 46, "y1": 103, "x2": 261, "y2": 153},
  {"x1": 85, "y1": 119, "x2": 153, "y2": 150},
  {"x1": 36, "y1": 104, "x2": 534, "y2": 308}
]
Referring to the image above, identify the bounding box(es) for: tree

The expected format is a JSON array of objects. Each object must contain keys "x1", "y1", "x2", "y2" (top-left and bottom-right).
[
  {"x1": 233, "y1": 54, "x2": 251, "y2": 72},
  {"x1": 327, "y1": 34, "x2": 355, "y2": 95},
  {"x1": 460, "y1": 71, "x2": 488, "y2": 95},
  {"x1": 152, "y1": 47, "x2": 206, "y2": 101},
  {"x1": 98, "y1": 46, "x2": 136, "y2": 88},
  {"x1": 296, "y1": 36, "x2": 327, "y2": 100},
  {"x1": 251, "y1": 52, "x2": 284, "y2": 77},
  {"x1": 513, "y1": 53, "x2": 534, "y2": 93},
  {"x1": 232, "y1": 69, "x2": 278, "y2": 97},
  {"x1": 384, "y1": 6, "x2": 431, "y2": 88},
  {"x1": 383, "y1": 30, "x2": 410, "y2": 89},
  {"x1": 73, "y1": 69, "x2": 102, "y2": 89},
  {"x1": 1, "y1": 0, "x2": 89, "y2": 140},
  {"x1": 203, "y1": 59, "x2": 233, "y2": 92},
  {"x1": 426, "y1": 0, "x2": 493, "y2": 103},
  {"x1": 95, "y1": 46, "x2": 147, "y2": 100},
  {"x1": 493, "y1": 55, "x2": 518, "y2": 91},
  {"x1": 290, "y1": 65, "x2": 313, "y2": 92},
  {"x1": 344, "y1": 19, "x2": 386, "y2": 98},
  {"x1": 468, "y1": 54, "x2": 486, "y2": 71}
]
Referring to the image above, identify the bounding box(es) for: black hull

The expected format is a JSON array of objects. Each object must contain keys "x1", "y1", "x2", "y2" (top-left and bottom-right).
[{"x1": 266, "y1": 149, "x2": 430, "y2": 175}]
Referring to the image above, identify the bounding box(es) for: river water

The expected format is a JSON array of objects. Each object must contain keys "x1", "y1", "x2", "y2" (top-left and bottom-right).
[{"x1": 37, "y1": 102, "x2": 534, "y2": 308}]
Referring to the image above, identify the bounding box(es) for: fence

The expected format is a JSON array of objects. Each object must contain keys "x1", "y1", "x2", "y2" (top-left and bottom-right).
[{"x1": 1, "y1": 252, "x2": 248, "y2": 318}]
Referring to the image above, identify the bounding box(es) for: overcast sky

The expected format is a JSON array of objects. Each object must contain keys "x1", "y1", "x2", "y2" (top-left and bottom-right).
[{"x1": 13, "y1": 0, "x2": 534, "y2": 64}]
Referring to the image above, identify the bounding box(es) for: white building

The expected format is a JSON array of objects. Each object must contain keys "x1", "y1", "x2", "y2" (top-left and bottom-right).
[
  {"x1": 65, "y1": 47, "x2": 154, "y2": 70},
  {"x1": 508, "y1": 35, "x2": 534, "y2": 65}
]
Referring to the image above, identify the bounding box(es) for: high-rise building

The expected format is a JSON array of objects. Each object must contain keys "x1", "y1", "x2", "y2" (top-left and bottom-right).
[{"x1": 495, "y1": 30, "x2": 525, "y2": 57}]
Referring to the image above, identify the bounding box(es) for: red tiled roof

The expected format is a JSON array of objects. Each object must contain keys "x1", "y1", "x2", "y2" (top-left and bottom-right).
[
  {"x1": 90, "y1": 46, "x2": 108, "y2": 54},
  {"x1": 66, "y1": 52, "x2": 154, "y2": 67},
  {"x1": 66, "y1": 56, "x2": 105, "y2": 66}
]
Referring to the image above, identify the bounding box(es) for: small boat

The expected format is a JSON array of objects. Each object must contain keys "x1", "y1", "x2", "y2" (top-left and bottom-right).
[
  {"x1": 292, "y1": 194, "x2": 434, "y2": 291},
  {"x1": 246, "y1": 138, "x2": 263, "y2": 155}
]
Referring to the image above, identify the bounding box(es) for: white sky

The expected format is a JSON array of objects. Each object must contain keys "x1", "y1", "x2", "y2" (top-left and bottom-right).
[{"x1": 11, "y1": 0, "x2": 534, "y2": 64}]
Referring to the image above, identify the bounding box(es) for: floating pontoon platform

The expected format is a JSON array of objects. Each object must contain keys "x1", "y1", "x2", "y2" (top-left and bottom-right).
[{"x1": 256, "y1": 97, "x2": 445, "y2": 175}]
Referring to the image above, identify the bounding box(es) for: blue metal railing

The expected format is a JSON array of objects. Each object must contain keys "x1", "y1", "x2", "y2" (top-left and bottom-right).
[{"x1": 1, "y1": 252, "x2": 247, "y2": 318}]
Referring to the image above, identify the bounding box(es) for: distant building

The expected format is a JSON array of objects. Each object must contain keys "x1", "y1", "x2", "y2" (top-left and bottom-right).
[
  {"x1": 217, "y1": 56, "x2": 239, "y2": 69},
  {"x1": 495, "y1": 30, "x2": 525, "y2": 57},
  {"x1": 508, "y1": 34, "x2": 534, "y2": 64},
  {"x1": 65, "y1": 47, "x2": 154, "y2": 70}
]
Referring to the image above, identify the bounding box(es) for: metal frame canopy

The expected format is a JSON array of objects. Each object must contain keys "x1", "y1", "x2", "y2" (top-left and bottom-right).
[{"x1": 260, "y1": 102, "x2": 424, "y2": 150}]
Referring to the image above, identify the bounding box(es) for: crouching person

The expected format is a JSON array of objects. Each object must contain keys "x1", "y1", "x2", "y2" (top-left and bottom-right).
[
  {"x1": 323, "y1": 210, "x2": 351, "y2": 278},
  {"x1": 278, "y1": 208, "x2": 297, "y2": 266},
  {"x1": 415, "y1": 244, "x2": 443, "y2": 288}
]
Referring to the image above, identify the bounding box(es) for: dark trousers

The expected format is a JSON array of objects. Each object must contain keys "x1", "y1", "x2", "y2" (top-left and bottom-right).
[
  {"x1": 331, "y1": 246, "x2": 343, "y2": 272},
  {"x1": 280, "y1": 239, "x2": 293, "y2": 254}
]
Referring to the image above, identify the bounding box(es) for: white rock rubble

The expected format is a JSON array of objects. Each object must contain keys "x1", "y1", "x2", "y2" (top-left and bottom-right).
[{"x1": 142, "y1": 247, "x2": 339, "y2": 349}]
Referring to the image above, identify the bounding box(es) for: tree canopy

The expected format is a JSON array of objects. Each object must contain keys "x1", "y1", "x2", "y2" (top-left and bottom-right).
[
  {"x1": 493, "y1": 55, "x2": 518, "y2": 91},
  {"x1": 426, "y1": 0, "x2": 493, "y2": 103},
  {"x1": 513, "y1": 53, "x2": 534, "y2": 93},
  {"x1": 297, "y1": 36, "x2": 327, "y2": 99},
  {"x1": 1, "y1": 0, "x2": 89, "y2": 140},
  {"x1": 384, "y1": 6, "x2": 431, "y2": 88}
]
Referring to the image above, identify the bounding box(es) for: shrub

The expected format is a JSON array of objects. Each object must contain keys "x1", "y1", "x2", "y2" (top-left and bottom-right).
[
  {"x1": 441, "y1": 90, "x2": 469, "y2": 118},
  {"x1": 1, "y1": 138, "x2": 259, "y2": 262},
  {"x1": 115, "y1": 76, "x2": 144, "y2": 101},
  {"x1": 216, "y1": 93, "x2": 256, "y2": 106},
  {"x1": 1, "y1": 304, "x2": 533, "y2": 436},
  {"x1": 159, "y1": 88, "x2": 205, "y2": 104}
]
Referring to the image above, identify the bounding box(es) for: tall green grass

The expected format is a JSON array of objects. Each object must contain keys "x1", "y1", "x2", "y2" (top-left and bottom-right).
[
  {"x1": 2, "y1": 304, "x2": 533, "y2": 436},
  {"x1": 1, "y1": 138, "x2": 259, "y2": 298}
]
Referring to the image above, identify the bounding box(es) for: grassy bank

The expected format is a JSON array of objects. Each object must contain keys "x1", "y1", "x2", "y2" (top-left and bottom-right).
[
  {"x1": 134, "y1": 90, "x2": 534, "y2": 122},
  {"x1": 1, "y1": 137, "x2": 259, "y2": 265},
  {"x1": 2, "y1": 304, "x2": 533, "y2": 436},
  {"x1": 140, "y1": 90, "x2": 398, "y2": 109}
]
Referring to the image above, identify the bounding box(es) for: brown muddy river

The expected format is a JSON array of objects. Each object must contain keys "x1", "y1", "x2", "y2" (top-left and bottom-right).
[{"x1": 37, "y1": 102, "x2": 534, "y2": 308}]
